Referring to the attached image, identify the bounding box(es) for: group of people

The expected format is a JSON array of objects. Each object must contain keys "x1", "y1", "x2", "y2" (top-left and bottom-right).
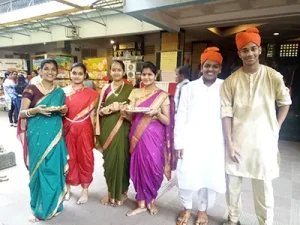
[
  {"x1": 2, "y1": 69, "x2": 41, "y2": 127},
  {"x1": 14, "y1": 27, "x2": 291, "y2": 225},
  {"x1": 16, "y1": 57, "x2": 175, "y2": 222}
]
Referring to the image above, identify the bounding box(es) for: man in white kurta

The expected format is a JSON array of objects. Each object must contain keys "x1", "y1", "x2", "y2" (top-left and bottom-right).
[
  {"x1": 175, "y1": 47, "x2": 226, "y2": 225},
  {"x1": 221, "y1": 28, "x2": 292, "y2": 225}
]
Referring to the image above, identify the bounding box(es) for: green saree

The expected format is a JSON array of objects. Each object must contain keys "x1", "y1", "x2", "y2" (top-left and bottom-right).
[{"x1": 95, "y1": 83, "x2": 133, "y2": 202}]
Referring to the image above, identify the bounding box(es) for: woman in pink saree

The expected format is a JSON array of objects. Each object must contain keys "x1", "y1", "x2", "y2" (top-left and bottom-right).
[{"x1": 121, "y1": 62, "x2": 176, "y2": 216}]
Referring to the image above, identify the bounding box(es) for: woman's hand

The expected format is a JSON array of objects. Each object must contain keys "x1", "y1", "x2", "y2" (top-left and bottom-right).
[
  {"x1": 100, "y1": 107, "x2": 112, "y2": 115},
  {"x1": 109, "y1": 102, "x2": 121, "y2": 112},
  {"x1": 120, "y1": 104, "x2": 128, "y2": 118},
  {"x1": 33, "y1": 105, "x2": 51, "y2": 117},
  {"x1": 146, "y1": 108, "x2": 159, "y2": 117},
  {"x1": 59, "y1": 105, "x2": 68, "y2": 115}
]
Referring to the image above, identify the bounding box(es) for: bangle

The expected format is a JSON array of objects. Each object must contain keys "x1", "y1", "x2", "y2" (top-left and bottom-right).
[{"x1": 25, "y1": 109, "x2": 34, "y2": 118}]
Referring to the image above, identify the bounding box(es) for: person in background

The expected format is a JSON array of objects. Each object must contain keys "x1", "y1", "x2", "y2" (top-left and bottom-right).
[
  {"x1": 3, "y1": 71, "x2": 17, "y2": 127},
  {"x1": 17, "y1": 59, "x2": 68, "y2": 222},
  {"x1": 31, "y1": 70, "x2": 38, "y2": 77},
  {"x1": 134, "y1": 72, "x2": 141, "y2": 88},
  {"x1": 83, "y1": 73, "x2": 97, "y2": 90},
  {"x1": 63, "y1": 63, "x2": 99, "y2": 204},
  {"x1": 95, "y1": 60, "x2": 133, "y2": 207},
  {"x1": 14, "y1": 75, "x2": 28, "y2": 120},
  {"x1": 29, "y1": 66, "x2": 42, "y2": 85},
  {"x1": 221, "y1": 28, "x2": 291, "y2": 225},
  {"x1": 174, "y1": 66, "x2": 190, "y2": 114},
  {"x1": 175, "y1": 47, "x2": 226, "y2": 225},
  {"x1": 123, "y1": 74, "x2": 133, "y2": 86}
]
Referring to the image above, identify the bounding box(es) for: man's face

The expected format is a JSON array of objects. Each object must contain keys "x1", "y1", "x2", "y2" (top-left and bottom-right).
[
  {"x1": 238, "y1": 42, "x2": 261, "y2": 66},
  {"x1": 176, "y1": 69, "x2": 184, "y2": 83},
  {"x1": 201, "y1": 59, "x2": 221, "y2": 82}
]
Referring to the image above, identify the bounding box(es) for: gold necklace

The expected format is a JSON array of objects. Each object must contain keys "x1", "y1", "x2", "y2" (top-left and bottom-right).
[
  {"x1": 111, "y1": 82, "x2": 124, "y2": 97},
  {"x1": 71, "y1": 84, "x2": 84, "y2": 92},
  {"x1": 40, "y1": 81, "x2": 54, "y2": 93}
]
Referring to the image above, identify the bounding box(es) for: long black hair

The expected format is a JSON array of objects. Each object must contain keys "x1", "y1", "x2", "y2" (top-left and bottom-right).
[{"x1": 15, "y1": 75, "x2": 27, "y2": 95}]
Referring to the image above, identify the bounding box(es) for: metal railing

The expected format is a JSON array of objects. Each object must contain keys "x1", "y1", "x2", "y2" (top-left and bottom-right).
[{"x1": 0, "y1": 0, "x2": 50, "y2": 13}]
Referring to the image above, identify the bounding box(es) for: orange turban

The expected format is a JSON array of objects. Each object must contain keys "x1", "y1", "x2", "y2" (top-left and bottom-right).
[
  {"x1": 200, "y1": 47, "x2": 223, "y2": 65},
  {"x1": 235, "y1": 27, "x2": 261, "y2": 50}
]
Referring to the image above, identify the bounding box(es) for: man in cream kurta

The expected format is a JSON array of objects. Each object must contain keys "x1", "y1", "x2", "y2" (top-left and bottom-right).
[
  {"x1": 175, "y1": 47, "x2": 226, "y2": 225},
  {"x1": 221, "y1": 28, "x2": 292, "y2": 225}
]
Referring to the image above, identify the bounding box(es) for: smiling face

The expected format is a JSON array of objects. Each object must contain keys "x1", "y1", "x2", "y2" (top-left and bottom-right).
[
  {"x1": 110, "y1": 62, "x2": 124, "y2": 82},
  {"x1": 238, "y1": 42, "x2": 261, "y2": 66},
  {"x1": 141, "y1": 68, "x2": 156, "y2": 87},
  {"x1": 70, "y1": 66, "x2": 86, "y2": 85},
  {"x1": 201, "y1": 59, "x2": 221, "y2": 83},
  {"x1": 41, "y1": 62, "x2": 58, "y2": 82}
]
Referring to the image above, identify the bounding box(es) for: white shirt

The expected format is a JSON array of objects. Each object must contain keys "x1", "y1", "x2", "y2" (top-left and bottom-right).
[{"x1": 174, "y1": 77, "x2": 226, "y2": 192}]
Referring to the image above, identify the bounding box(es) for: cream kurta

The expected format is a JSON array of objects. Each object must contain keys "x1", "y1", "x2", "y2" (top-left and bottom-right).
[
  {"x1": 175, "y1": 77, "x2": 226, "y2": 193},
  {"x1": 221, "y1": 65, "x2": 292, "y2": 180}
]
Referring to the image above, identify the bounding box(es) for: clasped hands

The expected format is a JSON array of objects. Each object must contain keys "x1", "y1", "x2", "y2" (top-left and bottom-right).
[{"x1": 101, "y1": 102, "x2": 127, "y2": 115}]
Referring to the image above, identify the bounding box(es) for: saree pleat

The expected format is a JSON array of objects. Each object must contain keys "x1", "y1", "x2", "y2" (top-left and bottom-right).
[
  {"x1": 24, "y1": 88, "x2": 68, "y2": 220},
  {"x1": 95, "y1": 83, "x2": 133, "y2": 201}
]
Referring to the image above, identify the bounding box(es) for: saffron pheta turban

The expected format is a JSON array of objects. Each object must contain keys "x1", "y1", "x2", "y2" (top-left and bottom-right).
[
  {"x1": 235, "y1": 27, "x2": 261, "y2": 50},
  {"x1": 200, "y1": 47, "x2": 223, "y2": 65}
]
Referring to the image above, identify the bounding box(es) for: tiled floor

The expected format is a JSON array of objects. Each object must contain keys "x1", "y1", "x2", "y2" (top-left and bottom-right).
[{"x1": 0, "y1": 111, "x2": 299, "y2": 225}]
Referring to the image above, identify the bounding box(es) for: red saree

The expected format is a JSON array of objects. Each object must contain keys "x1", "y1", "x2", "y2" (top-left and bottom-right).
[{"x1": 63, "y1": 86, "x2": 99, "y2": 188}]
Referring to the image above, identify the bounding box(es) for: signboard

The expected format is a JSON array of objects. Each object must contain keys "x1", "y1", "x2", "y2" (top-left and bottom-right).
[
  {"x1": 0, "y1": 58, "x2": 28, "y2": 71},
  {"x1": 160, "y1": 51, "x2": 177, "y2": 72}
]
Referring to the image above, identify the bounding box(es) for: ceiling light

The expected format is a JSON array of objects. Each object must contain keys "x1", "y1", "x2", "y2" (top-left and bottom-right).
[
  {"x1": 273, "y1": 32, "x2": 279, "y2": 36},
  {"x1": 110, "y1": 40, "x2": 115, "y2": 44}
]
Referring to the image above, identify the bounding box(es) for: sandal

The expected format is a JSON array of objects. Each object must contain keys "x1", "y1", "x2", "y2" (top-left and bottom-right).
[
  {"x1": 176, "y1": 210, "x2": 191, "y2": 225},
  {"x1": 195, "y1": 211, "x2": 208, "y2": 225}
]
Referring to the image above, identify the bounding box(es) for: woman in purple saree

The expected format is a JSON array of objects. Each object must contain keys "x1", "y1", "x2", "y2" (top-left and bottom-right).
[{"x1": 121, "y1": 62, "x2": 176, "y2": 216}]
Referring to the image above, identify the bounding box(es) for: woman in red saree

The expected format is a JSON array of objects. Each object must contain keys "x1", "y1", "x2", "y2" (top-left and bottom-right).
[
  {"x1": 121, "y1": 62, "x2": 176, "y2": 216},
  {"x1": 63, "y1": 63, "x2": 99, "y2": 204}
]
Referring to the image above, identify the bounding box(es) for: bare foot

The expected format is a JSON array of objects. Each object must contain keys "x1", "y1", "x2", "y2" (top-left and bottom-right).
[
  {"x1": 28, "y1": 214, "x2": 39, "y2": 223},
  {"x1": 100, "y1": 194, "x2": 110, "y2": 206},
  {"x1": 126, "y1": 207, "x2": 147, "y2": 216},
  {"x1": 54, "y1": 212, "x2": 62, "y2": 217},
  {"x1": 195, "y1": 211, "x2": 208, "y2": 225},
  {"x1": 77, "y1": 188, "x2": 88, "y2": 205},
  {"x1": 113, "y1": 193, "x2": 128, "y2": 207},
  {"x1": 148, "y1": 202, "x2": 158, "y2": 215},
  {"x1": 65, "y1": 185, "x2": 71, "y2": 201}
]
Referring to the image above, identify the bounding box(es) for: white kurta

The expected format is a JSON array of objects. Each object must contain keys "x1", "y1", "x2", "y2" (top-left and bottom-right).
[{"x1": 174, "y1": 77, "x2": 226, "y2": 193}]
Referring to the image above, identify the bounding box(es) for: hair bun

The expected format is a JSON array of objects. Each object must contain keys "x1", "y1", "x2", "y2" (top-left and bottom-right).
[{"x1": 245, "y1": 27, "x2": 259, "y2": 34}]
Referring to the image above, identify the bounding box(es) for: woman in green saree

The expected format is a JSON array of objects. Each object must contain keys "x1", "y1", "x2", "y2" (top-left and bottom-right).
[
  {"x1": 95, "y1": 60, "x2": 133, "y2": 207},
  {"x1": 17, "y1": 59, "x2": 69, "y2": 222}
]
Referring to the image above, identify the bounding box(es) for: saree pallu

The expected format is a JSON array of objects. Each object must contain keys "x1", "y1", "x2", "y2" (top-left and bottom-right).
[
  {"x1": 129, "y1": 90, "x2": 176, "y2": 205},
  {"x1": 94, "y1": 83, "x2": 133, "y2": 201},
  {"x1": 17, "y1": 88, "x2": 69, "y2": 220},
  {"x1": 63, "y1": 87, "x2": 99, "y2": 188}
]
